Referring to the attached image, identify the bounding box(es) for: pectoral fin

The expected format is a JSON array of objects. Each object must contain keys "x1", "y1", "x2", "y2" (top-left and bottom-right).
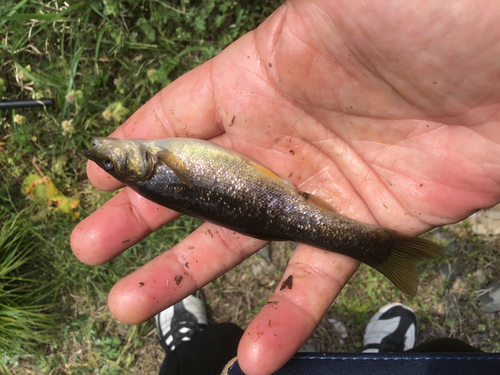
[{"x1": 157, "y1": 149, "x2": 194, "y2": 187}]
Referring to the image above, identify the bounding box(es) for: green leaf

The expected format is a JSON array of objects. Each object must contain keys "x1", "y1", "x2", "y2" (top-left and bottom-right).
[{"x1": 137, "y1": 17, "x2": 156, "y2": 42}]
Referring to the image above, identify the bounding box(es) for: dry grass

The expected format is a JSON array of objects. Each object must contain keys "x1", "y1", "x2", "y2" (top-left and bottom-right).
[
  {"x1": 203, "y1": 217, "x2": 500, "y2": 354},
  {"x1": 2, "y1": 1, "x2": 499, "y2": 373}
]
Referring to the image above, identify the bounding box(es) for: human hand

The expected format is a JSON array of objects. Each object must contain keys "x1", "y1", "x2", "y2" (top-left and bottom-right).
[{"x1": 71, "y1": 1, "x2": 500, "y2": 373}]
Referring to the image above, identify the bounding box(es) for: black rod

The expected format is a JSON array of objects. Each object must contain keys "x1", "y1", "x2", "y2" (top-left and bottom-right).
[{"x1": 0, "y1": 98, "x2": 54, "y2": 110}]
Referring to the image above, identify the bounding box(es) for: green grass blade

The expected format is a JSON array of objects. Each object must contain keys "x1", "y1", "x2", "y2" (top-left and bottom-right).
[
  {"x1": 61, "y1": 45, "x2": 84, "y2": 121},
  {"x1": 0, "y1": 0, "x2": 28, "y2": 28},
  {"x1": 13, "y1": 62, "x2": 38, "y2": 83},
  {"x1": 1, "y1": 13, "x2": 68, "y2": 21}
]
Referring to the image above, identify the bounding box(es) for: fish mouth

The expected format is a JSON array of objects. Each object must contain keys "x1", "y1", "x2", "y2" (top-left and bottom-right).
[{"x1": 85, "y1": 138, "x2": 103, "y2": 160}]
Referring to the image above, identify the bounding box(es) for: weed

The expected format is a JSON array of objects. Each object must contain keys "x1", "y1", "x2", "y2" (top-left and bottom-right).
[
  {"x1": 2, "y1": 1, "x2": 499, "y2": 374},
  {"x1": 1, "y1": 0, "x2": 280, "y2": 371},
  {"x1": 0, "y1": 206, "x2": 59, "y2": 360}
]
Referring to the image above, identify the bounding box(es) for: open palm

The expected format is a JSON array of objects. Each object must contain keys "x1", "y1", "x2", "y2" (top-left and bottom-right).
[{"x1": 71, "y1": 1, "x2": 500, "y2": 374}]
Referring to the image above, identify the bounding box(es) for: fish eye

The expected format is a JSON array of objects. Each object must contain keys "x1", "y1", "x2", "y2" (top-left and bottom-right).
[{"x1": 103, "y1": 159, "x2": 114, "y2": 171}]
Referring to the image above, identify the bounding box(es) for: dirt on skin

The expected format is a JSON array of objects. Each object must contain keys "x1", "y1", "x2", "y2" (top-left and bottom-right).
[
  {"x1": 12, "y1": 212, "x2": 499, "y2": 375},
  {"x1": 202, "y1": 213, "x2": 500, "y2": 353}
]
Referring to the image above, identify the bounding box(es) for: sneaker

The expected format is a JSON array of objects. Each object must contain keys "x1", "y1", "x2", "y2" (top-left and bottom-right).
[
  {"x1": 362, "y1": 302, "x2": 417, "y2": 353},
  {"x1": 155, "y1": 291, "x2": 208, "y2": 353}
]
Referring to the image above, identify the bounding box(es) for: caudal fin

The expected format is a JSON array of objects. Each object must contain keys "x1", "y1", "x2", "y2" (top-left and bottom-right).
[{"x1": 370, "y1": 235, "x2": 444, "y2": 297}]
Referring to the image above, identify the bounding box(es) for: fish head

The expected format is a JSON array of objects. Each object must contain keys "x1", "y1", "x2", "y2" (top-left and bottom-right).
[{"x1": 85, "y1": 137, "x2": 156, "y2": 182}]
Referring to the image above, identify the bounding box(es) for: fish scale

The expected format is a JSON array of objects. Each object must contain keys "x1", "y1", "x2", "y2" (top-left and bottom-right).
[{"x1": 86, "y1": 137, "x2": 444, "y2": 296}]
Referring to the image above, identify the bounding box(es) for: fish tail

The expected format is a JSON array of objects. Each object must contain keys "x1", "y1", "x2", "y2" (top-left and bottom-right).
[{"x1": 370, "y1": 234, "x2": 444, "y2": 297}]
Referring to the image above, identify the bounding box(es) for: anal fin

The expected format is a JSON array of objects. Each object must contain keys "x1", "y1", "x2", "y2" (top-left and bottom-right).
[{"x1": 298, "y1": 190, "x2": 338, "y2": 213}]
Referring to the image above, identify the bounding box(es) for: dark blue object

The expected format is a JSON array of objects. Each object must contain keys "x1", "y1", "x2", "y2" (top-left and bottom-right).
[
  {"x1": 227, "y1": 352, "x2": 500, "y2": 375},
  {"x1": 0, "y1": 99, "x2": 54, "y2": 109}
]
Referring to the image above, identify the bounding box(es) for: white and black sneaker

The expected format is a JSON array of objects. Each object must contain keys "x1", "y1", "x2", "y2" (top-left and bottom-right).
[
  {"x1": 155, "y1": 292, "x2": 208, "y2": 353},
  {"x1": 362, "y1": 303, "x2": 417, "y2": 353}
]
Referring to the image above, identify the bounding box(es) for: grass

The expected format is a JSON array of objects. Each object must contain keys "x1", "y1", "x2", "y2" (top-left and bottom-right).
[
  {"x1": 1, "y1": 0, "x2": 279, "y2": 372},
  {"x1": 0, "y1": 203, "x2": 60, "y2": 370},
  {"x1": 205, "y1": 224, "x2": 500, "y2": 353},
  {"x1": 0, "y1": 0, "x2": 499, "y2": 374}
]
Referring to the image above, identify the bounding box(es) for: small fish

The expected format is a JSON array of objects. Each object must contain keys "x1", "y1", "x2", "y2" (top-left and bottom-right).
[{"x1": 86, "y1": 137, "x2": 443, "y2": 296}]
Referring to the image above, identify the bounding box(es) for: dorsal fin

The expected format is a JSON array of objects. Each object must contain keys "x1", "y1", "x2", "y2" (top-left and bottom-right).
[
  {"x1": 157, "y1": 149, "x2": 194, "y2": 187},
  {"x1": 244, "y1": 159, "x2": 295, "y2": 189},
  {"x1": 244, "y1": 158, "x2": 338, "y2": 213}
]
